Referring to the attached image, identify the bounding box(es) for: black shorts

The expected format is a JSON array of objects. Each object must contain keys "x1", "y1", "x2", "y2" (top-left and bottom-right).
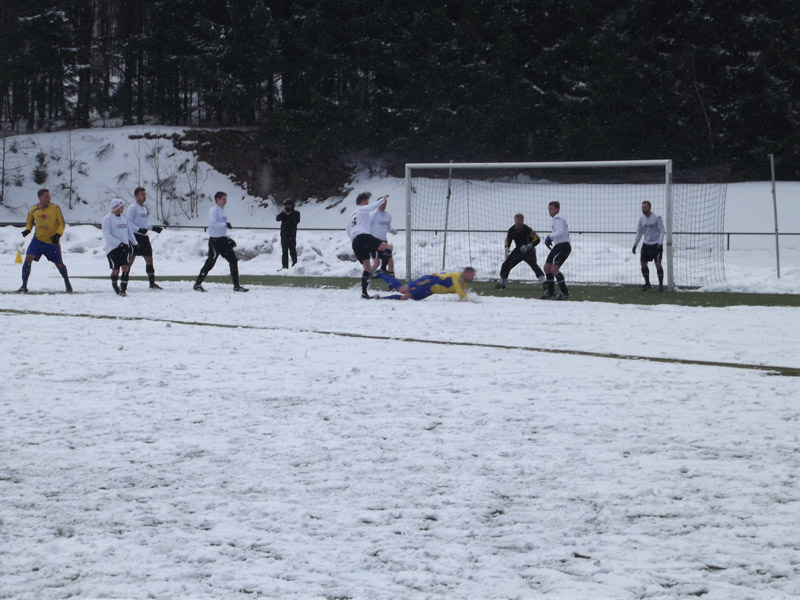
[
  {"x1": 546, "y1": 242, "x2": 571, "y2": 266},
  {"x1": 641, "y1": 243, "x2": 663, "y2": 263},
  {"x1": 133, "y1": 232, "x2": 153, "y2": 257},
  {"x1": 107, "y1": 244, "x2": 133, "y2": 270},
  {"x1": 352, "y1": 234, "x2": 383, "y2": 263}
]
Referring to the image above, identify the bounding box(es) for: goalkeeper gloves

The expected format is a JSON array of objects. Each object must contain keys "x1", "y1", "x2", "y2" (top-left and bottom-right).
[
  {"x1": 138, "y1": 228, "x2": 148, "y2": 234},
  {"x1": 152, "y1": 226, "x2": 163, "y2": 233},
  {"x1": 632, "y1": 244, "x2": 638, "y2": 254},
  {"x1": 22, "y1": 229, "x2": 31, "y2": 237},
  {"x1": 50, "y1": 233, "x2": 61, "y2": 244},
  {"x1": 522, "y1": 243, "x2": 534, "y2": 255},
  {"x1": 545, "y1": 236, "x2": 553, "y2": 249}
]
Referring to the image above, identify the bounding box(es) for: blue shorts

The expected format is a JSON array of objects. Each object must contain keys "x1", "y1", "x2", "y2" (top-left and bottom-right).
[
  {"x1": 407, "y1": 276, "x2": 437, "y2": 300},
  {"x1": 26, "y1": 237, "x2": 63, "y2": 264}
]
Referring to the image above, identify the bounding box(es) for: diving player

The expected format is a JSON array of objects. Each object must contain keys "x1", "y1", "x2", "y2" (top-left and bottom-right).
[{"x1": 375, "y1": 267, "x2": 476, "y2": 301}]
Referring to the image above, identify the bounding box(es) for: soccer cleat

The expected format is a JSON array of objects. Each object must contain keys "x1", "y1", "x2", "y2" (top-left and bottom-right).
[
  {"x1": 193, "y1": 284, "x2": 206, "y2": 292},
  {"x1": 65, "y1": 282, "x2": 73, "y2": 293},
  {"x1": 495, "y1": 283, "x2": 506, "y2": 290},
  {"x1": 116, "y1": 290, "x2": 127, "y2": 297},
  {"x1": 540, "y1": 291, "x2": 555, "y2": 299},
  {"x1": 361, "y1": 293, "x2": 376, "y2": 299},
  {"x1": 233, "y1": 286, "x2": 249, "y2": 292},
  {"x1": 641, "y1": 283, "x2": 652, "y2": 291},
  {"x1": 557, "y1": 292, "x2": 571, "y2": 300},
  {"x1": 16, "y1": 285, "x2": 28, "y2": 294},
  {"x1": 149, "y1": 282, "x2": 163, "y2": 290},
  {"x1": 658, "y1": 285, "x2": 664, "y2": 292}
]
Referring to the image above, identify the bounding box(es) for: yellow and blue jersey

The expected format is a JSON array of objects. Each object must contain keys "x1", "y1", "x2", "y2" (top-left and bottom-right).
[
  {"x1": 25, "y1": 203, "x2": 65, "y2": 243},
  {"x1": 408, "y1": 272, "x2": 468, "y2": 300}
]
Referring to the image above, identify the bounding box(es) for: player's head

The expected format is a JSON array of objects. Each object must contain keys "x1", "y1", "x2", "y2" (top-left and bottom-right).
[
  {"x1": 284, "y1": 199, "x2": 294, "y2": 209},
  {"x1": 110, "y1": 198, "x2": 125, "y2": 215},
  {"x1": 37, "y1": 188, "x2": 51, "y2": 206},
  {"x1": 641, "y1": 201, "x2": 652, "y2": 216},
  {"x1": 356, "y1": 192, "x2": 371, "y2": 205},
  {"x1": 134, "y1": 187, "x2": 146, "y2": 204},
  {"x1": 214, "y1": 191, "x2": 227, "y2": 206},
  {"x1": 461, "y1": 266, "x2": 476, "y2": 283},
  {"x1": 548, "y1": 201, "x2": 560, "y2": 216},
  {"x1": 514, "y1": 213, "x2": 524, "y2": 227}
]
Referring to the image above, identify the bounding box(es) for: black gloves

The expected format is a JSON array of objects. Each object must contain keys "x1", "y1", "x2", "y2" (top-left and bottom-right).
[
  {"x1": 632, "y1": 244, "x2": 637, "y2": 254},
  {"x1": 138, "y1": 228, "x2": 148, "y2": 234},
  {"x1": 226, "y1": 222, "x2": 233, "y2": 229},
  {"x1": 228, "y1": 238, "x2": 237, "y2": 248},
  {"x1": 152, "y1": 226, "x2": 163, "y2": 233},
  {"x1": 50, "y1": 233, "x2": 61, "y2": 244},
  {"x1": 22, "y1": 229, "x2": 31, "y2": 237},
  {"x1": 545, "y1": 236, "x2": 553, "y2": 249}
]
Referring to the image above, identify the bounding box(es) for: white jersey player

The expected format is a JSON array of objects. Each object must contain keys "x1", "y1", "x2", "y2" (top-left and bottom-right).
[
  {"x1": 632, "y1": 201, "x2": 666, "y2": 291},
  {"x1": 542, "y1": 201, "x2": 572, "y2": 300},
  {"x1": 347, "y1": 192, "x2": 392, "y2": 299}
]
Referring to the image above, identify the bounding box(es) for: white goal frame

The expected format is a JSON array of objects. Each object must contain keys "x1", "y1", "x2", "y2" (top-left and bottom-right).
[{"x1": 404, "y1": 160, "x2": 675, "y2": 288}]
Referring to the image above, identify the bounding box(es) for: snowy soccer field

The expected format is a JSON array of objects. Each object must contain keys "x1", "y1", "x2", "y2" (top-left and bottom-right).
[{"x1": 1, "y1": 264, "x2": 799, "y2": 599}]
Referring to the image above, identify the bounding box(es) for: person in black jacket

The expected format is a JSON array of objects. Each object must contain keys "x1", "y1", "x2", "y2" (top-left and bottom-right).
[
  {"x1": 496, "y1": 213, "x2": 545, "y2": 289},
  {"x1": 276, "y1": 199, "x2": 300, "y2": 270}
]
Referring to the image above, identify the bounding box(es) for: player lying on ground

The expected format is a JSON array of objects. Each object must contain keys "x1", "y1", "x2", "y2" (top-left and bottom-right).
[{"x1": 374, "y1": 267, "x2": 475, "y2": 301}]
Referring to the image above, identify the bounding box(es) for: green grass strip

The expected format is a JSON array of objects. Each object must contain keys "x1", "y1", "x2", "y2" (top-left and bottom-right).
[
  {"x1": 3, "y1": 307, "x2": 798, "y2": 377},
  {"x1": 75, "y1": 274, "x2": 800, "y2": 307}
]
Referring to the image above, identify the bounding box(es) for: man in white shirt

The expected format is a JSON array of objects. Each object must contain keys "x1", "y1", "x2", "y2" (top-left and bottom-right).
[
  {"x1": 632, "y1": 201, "x2": 666, "y2": 291},
  {"x1": 369, "y1": 198, "x2": 396, "y2": 276},
  {"x1": 125, "y1": 187, "x2": 164, "y2": 289},
  {"x1": 193, "y1": 192, "x2": 248, "y2": 292},
  {"x1": 102, "y1": 198, "x2": 138, "y2": 296},
  {"x1": 347, "y1": 192, "x2": 392, "y2": 299},
  {"x1": 542, "y1": 201, "x2": 572, "y2": 300}
]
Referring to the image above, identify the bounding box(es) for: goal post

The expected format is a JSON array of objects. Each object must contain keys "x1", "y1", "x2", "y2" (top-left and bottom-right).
[{"x1": 404, "y1": 160, "x2": 727, "y2": 288}]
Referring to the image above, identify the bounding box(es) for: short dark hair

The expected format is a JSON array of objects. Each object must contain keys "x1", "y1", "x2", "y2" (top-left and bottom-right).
[
  {"x1": 642, "y1": 200, "x2": 652, "y2": 208},
  {"x1": 37, "y1": 188, "x2": 49, "y2": 197},
  {"x1": 463, "y1": 266, "x2": 476, "y2": 275},
  {"x1": 549, "y1": 201, "x2": 560, "y2": 209},
  {"x1": 356, "y1": 192, "x2": 371, "y2": 204},
  {"x1": 214, "y1": 191, "x2": 227, "y2": 201},
  {"x1": 134, "y1": 187, "x2": 145, "y2": 195}
]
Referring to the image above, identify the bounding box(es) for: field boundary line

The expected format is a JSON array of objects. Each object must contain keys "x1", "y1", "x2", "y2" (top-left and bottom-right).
[{"x1": 3, "y1": 308, "x2": 798, "y2": 377}]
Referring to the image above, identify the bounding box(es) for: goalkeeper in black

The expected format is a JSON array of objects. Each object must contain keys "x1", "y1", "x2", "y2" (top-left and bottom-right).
[
  {"x1": 632, "y1": 201, "x2": 666, "y2": 291},
  {"x1": 495, "y1": 213, "x2": 545, "y2": 289}
]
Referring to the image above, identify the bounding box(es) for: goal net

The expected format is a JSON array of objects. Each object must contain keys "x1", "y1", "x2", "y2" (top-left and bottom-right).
[{"x1": 403, "y1": 161, "x2": 727, "y2": 288}]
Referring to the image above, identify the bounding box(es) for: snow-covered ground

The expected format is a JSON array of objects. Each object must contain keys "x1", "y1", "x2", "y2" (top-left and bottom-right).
[{"x1": 1, "y1": 128, "x2": 799, "y2": 599}]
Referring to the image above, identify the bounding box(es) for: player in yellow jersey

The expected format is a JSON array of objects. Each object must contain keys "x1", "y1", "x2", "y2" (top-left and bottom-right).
[
  {"x1": 18, "y1": 189, "x2": 73, "y2": 293},
  {"x1": 374, "y1": 267, "x2": 475, "y2": 300}
]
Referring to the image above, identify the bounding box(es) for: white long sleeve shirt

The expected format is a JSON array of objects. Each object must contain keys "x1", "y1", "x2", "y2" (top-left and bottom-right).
[
  {"x1": 102, "y1": 213, "x2": 138, "y2": 254},
  {"x1": 208, "y1": 204, "x2": 229, "y2": 238},
  {"x1": 550, "y1": 213, "x2": 570, "y2": 245},
  {"x1": 370, "y1": 210, "x2": 395, "y2": 241},
  {"x1": 346, "y1": 197, "x2": 386, "y2": 240},
  {"x1": 634, "y1": 212, "x2": 666, "y2": 246},
  {"x1": 125, "y1": 202, "x2": 151, "y2": 233}
]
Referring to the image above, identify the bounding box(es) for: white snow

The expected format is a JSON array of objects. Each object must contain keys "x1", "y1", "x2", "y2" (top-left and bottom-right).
[{"x1": 1, "y1": 128, "x2": 799, "y2": 599}]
